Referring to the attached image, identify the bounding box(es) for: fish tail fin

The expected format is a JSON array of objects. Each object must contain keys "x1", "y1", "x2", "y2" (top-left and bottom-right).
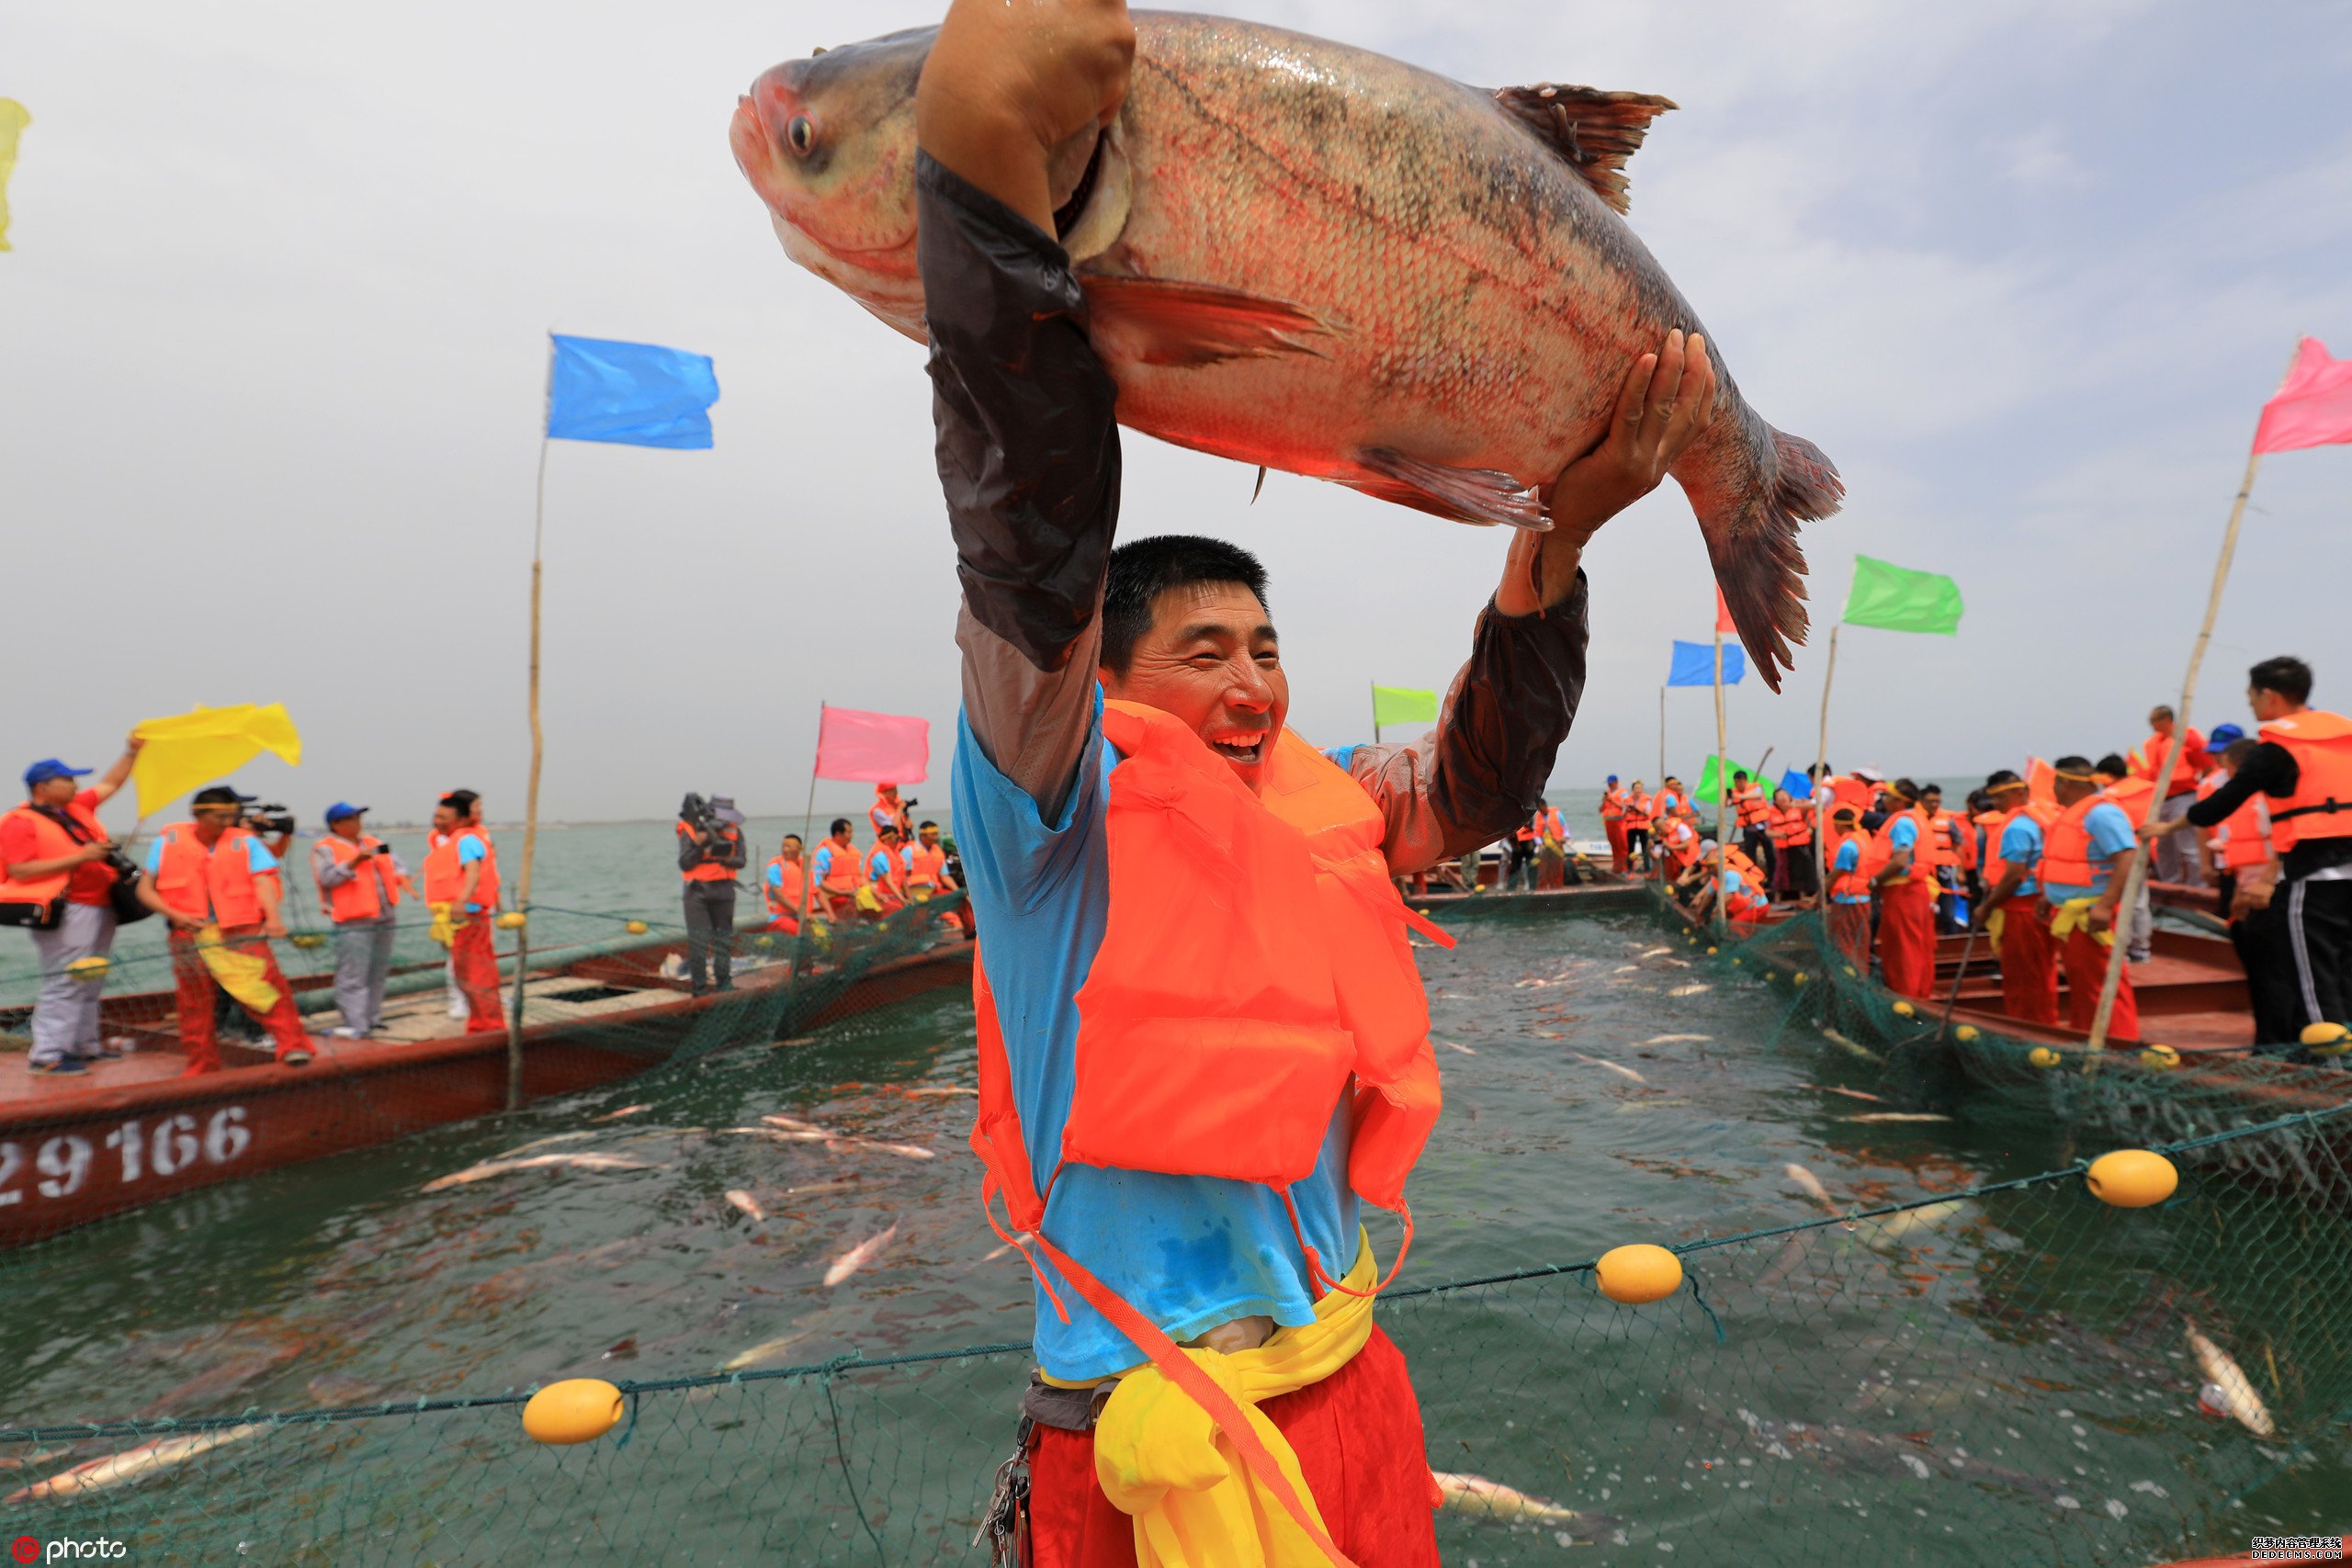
[{"x1": 1684, "y1": 423, "x2": 1839, "y2": 693}]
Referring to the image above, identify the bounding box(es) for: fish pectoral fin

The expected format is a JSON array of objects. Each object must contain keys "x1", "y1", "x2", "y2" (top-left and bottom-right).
[
  {"x1": 1492, "y1": 85, "x2": 1677, "y2": 216},
  {"x1": 1077, "y1": 275, "x2": 1330, "y2": 367},
  {"x1": 1356, "y1": 447, "x2": 1550, "y2": 531}
]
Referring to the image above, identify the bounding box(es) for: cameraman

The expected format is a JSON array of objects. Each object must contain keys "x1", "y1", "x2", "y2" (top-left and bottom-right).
[
  {"x1": 0, "y1": 739, "x2": 142, "y2": 1075},
  {"x1": 676, "y1": 793, "x2": 747, "y2": 995}
]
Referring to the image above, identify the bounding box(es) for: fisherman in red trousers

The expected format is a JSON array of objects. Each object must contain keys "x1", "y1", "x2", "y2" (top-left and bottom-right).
[
  {"x1": 894, "y1": 0, "x2": 1721, "y2": 1555},
  {"x1": 1870, "y1": 778, "x2": 1939, "y2": 998}
]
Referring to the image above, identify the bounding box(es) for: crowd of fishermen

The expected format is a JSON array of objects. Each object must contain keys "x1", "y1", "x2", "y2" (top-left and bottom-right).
[{"x1": 1600, "y1": 654, "x2": 2351, "y2": 1058}]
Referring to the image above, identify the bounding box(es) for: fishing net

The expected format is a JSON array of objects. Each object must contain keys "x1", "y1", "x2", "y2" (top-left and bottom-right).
[{"x1": 4, "y1": 895, "x2": 2348, "y2": 1564}]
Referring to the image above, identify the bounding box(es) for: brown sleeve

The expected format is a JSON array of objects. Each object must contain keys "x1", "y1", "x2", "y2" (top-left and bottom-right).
[{"x1": 1342, "y1": 576, "x2": 1592, "y2": 874}]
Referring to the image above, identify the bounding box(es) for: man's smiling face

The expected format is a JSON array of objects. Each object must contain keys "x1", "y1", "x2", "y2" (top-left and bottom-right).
[{"x1": 1100, "y1": 580, "x2": 1289, "y2": 793}]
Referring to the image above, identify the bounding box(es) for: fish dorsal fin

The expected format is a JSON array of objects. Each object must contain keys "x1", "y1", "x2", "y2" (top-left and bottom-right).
[{"x1": 1493, "y1": 84, "x2": 1677, "y2": 216}]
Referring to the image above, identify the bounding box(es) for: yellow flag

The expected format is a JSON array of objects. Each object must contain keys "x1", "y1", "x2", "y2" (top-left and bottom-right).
[
  {"x1": 0, "y1": 100, "x2": 29, "y2": 252},
  {"x1": 130, "y1": 704, "x2": 303, "y2": 818}
]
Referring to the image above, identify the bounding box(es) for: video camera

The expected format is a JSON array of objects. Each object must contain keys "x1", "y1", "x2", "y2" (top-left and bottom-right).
[
  {"x1": 243, "y1": 803, "x2": 296, "y2": 838},
  {"x1": 679, "y1": 793, "x2": 724, "y2": 840}
]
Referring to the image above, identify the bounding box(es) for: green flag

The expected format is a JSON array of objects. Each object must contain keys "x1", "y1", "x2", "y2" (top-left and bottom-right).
[
  {"x1": 1694, "y1": 754, "x2": 1770, "y2": 808},
  {"x1": 1842, "y1": 555, "x2": 1963, "y2": 635},
  {"x1": 1373, "y1": 685, "x2": 1439, "y2": 728}
]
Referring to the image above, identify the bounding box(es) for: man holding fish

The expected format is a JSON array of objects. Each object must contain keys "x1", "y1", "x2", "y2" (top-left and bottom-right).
[{"x1": 845, "y1": 0, "x2": 1723, "y2": 1558}]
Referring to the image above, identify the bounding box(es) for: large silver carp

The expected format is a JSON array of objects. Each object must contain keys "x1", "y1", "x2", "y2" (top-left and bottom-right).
[{"x1": 731, "y1": 11, "x2": 1840, "y2": 686}]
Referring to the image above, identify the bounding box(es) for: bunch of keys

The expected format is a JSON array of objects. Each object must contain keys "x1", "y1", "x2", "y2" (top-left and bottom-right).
[{"x1": 972, "y1": 1415, "x2": 1034, "y2": 1565}]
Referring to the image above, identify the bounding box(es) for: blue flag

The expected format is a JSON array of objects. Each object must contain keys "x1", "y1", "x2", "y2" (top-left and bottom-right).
[
  {"x1": 547, "y1": 334, "x2": 719, "y2": 449},
  {"x1": 1779, "y1": 767, "x2": 1815, "y2": 802},
  {"x1": 1668, "y1": 640, "x2": 1743, "y2": 687}
]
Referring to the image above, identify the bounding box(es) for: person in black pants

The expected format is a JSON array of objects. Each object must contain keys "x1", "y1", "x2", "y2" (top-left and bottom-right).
[{"x1": 676, "y1": 795, "x2": 747, "y2": 995}]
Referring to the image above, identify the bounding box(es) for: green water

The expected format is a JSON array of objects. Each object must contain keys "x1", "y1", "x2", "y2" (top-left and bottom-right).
[{"x1": 2, "y1": 899, "x2": 2344, "y2": 1563}]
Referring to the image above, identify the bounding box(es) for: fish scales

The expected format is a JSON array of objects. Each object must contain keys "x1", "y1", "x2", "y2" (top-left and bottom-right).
[{"x1": 733, "y1": 11, "x2": 1838, "y2": 685}]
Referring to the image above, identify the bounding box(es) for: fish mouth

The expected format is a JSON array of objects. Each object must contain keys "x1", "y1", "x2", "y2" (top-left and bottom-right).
[{"x1": 729, "y1": 85, "x2": 917, "y2": 276}]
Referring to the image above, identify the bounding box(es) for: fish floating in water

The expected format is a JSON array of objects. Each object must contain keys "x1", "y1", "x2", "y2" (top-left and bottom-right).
[
  {"x1": 722, "y1": 1330, "x2": 815, "y2": 1372},
  {"x1": 4, "y1": 1424, "x2": 268, "y2": 1505},
  {"x1": 1800, "y1": 1084, "x2": 1882, "y2": 1103},
  {"x1": 1784, "y1": 1163, "x2": 1839, "y2": 1213},
  {"x1": 1866, "y1": 1200, "x2": 1965, "y2": 1247},
  {"x1": 733, "y1": 12, "x2": 1840, "y2": 687},
  {"x1": 2184, "y1": 1321, "x2": 2276, "y2": 1437},
  {"x1": 596, "y1": 1104, "x2": 651, "y2": 1121},
  {"x1": 727, "y1": 1190, "x2": 766, "y2": 1224},
  {"x1": 421, "y1": 1152, "x2": 653, "y2": 1192},
  {"x1": 1842, "y1": 1112, "x2": 1952, "y2": 1124},
  {"x1": 1441, "y1": 1041, "x2": 1478, "y2": 1056},
  {"x1": 1568, "y1": 1051, "x2": 1645, "y2": 1084},
  {"x1": 1666, "y1": 983, "x2": 1712, "y2": 998},
  {"x1": 1645, "y1": 1033, "x2": 1713, "y2": 1044},
  {"x1": 1637, "y1": 947, "x2": 1676, "y2": 958},
  {"x1": 824, "y1": 1222, "x2": 899, "y2": 1287},
  {"x1": 901, "y1": 1086, "x2": 978, "y2": 1099},
  {"x1": 1820, "y1": 1029, "x2": 1882, "y2": 1063},
  {"x1": 1430, "y1": 1470, "x2": 1594, "y2": 1526}
]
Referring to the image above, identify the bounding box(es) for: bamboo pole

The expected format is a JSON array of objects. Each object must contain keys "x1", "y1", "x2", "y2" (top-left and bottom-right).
[
  {"x1": 791, "y1": 704, "x2": 825, "y2": 989},
  {"x1": 1812, "y1": 625, "x2": 1841, "y2": 908},
  {"x1": 2086, "y1": 444, "x2": 2268, "y2": 1049},
  {"x1": 1712, "y1": 630, "x2": 1729, "y2": 849},
  {"x1": 504, "y1": 427, "x2": 550, "y2": 1112},
  {"x1": 1657, "y1": 686, "x2": 1666, "y2": 787},
  {"x1": 1371, "y1": 682, "x2": 1380, "y2": 746}
]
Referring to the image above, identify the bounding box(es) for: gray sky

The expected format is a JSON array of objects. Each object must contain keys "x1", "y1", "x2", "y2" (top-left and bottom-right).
[{"x1": 6, "y1": 1, "x2": 2348, "y2": 825}]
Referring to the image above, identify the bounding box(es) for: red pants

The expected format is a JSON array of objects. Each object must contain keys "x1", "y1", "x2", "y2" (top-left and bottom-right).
[
  {"x1": 763, "y1": 911, "x2": 801, "y2": 935},
  {"x1": 1828, "y1": 900, "x2": 1872, "y2": 971},
  {"x1": 1878, "y1": 880, "x2": 1938, "y2": 999},
  {"x1": 451, "y1": 913, "x2": 505, "y2": 1033},
  {"x1": 2052, "y1": 906, "x2": 2140, "y2": 1039},
  {"x1": 1025, "y1": 1325, "x2": 1440, "y2": 1568},
  {"x1": 1603, "y1": 818, "x2": 1629, "y2": 874},
  {"x1": 1996, "y1": 899, "x2": 2061, "y2": 1027},
  {"x1": 168, "y1": 926, "x2": 310, "y2": 1071}
]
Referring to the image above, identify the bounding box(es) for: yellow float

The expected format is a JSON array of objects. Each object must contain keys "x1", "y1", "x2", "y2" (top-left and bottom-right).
[
  {"x1": 2301, "y1": 1022, "x2": 2351, "y2": 1057},
  {"x1": 64, "y1": 955, "x2": 110, "y2": 983},
  {"x1": 625, "y1": 919, "x2": 650, "y2": 936},
  {"x1": 2138, "y1": 1043, "x2": 2181, "y2": 1071},
  {"x1": 523, "y1": 1379, "x2": 625, "y2": 1445},
  {"x1": 1792, "y1": 972, "x2": 1808, "y2": 986},
  {"x1": 2028, "y1": 1046, "x2": 2063, "y2": 1068},
  {"x1": 1892, "y1": 1000, "x2": 1916, "y2": 1018},
  {"x1": 2085, "y1": 1149, "x2": 2177, "y2": 1209},
  {"x1": 1595, "y1": 1244, "x2": 1683, "y2": 1305},
  {"x1": 1953, "y1": 1025, "x2": 1979, "y2": 1043},
  {"x1": 496, "y1": 910, "x2": 527, "y2": 930}
]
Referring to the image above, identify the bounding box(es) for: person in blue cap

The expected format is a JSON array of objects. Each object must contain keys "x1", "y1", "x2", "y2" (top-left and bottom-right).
[
  {"x1": 311, "y1": 803, "x2": 413, "y2": 1039},
  {"x1": 0, "y1": 738, "x2": 143, "y2": 1074}
]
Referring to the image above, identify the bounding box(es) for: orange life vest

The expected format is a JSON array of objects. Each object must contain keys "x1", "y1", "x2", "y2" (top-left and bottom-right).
[
  {"x1": 905, "y1": 841, "x2": 947, "y2": 889},
  {"x1": 1872, "y1": 807, "x2": 1936, "y2": 885},
  {"x1": 969, "y1": 702, "x2": 1451, "y2": 1296},
  {"x1": 321, "y1": 834, "x2": 404, "y2": 922},
  {"x1": 1768, "y1": 805, "x2": 1813, "y2": 851},
  {"x1": 816, "y1": 838, "x2": 862, "y2": 893},
  {"x1": 1721, "y1": 864, "x2": 1769, "y2": 919},
  {"x1": 0, "y1": 801, "x2": 107, "y2": 909},
  {"x1": 1977, "y1": 801, "x2": 2057, "y2": 887},
  {"x1": 152, "y1": 822, "x2": 270, "y2": 926},
  {"x1": 2039, "y1": 794, "x2": 2125, "y2": 892},
  {"x1": 2134, "y1": 729, "x2": 2203, "y2": 795},
  {"x1": 1926, "y1": 808, "x2": 1974, "y2": 872},
  {"x1": 1600, "y1": 786, "x2": 1626, "y2": 822},
  {"x1": 869, "y1": 794, "x2": 907, "y2": 839},
  {"x1": 679, "y1": 821, "x2": 741, "y2": 884},
  {"x1": 2216, "y1": 788, "x2": 2273, "y2": 871},
  {"x1": 2258, "y1": 709, "x2": 2352, "y2": 852},
  {"x1": 1655, "y1": 789, "x2": 1688, "y2": 820},
  {"x1": 1622, "y1": 794, "x2": 1652, "y2": 829},
  {"x1": 1830, "y1": 775, "x2": 1875, "y2": 812},
  {"x1": 1826, "y1": 826, "x2": 1880, "y2": 901},
  {"x1": 1733, "y1": 784, "x2": 1771, "y2": 829},
  {"x1": 763, "y1": 854, "x2": 810, "y2": 918},
  {"x1": 1533, "y1": 807, "x2": 1566, "y2": 848},
  {"x1": 1661, "y1": 819, "x2": 1701, "y2": 869},
  {"x1": 2098, "y1": 774, "x2": 2155, "y2": 825},
  {"x1": 865, "y1": 840, "x2": 906, "y2": 895},
  {"x1": 422, "y1": 824, "x2": 500, "y2": 910}
]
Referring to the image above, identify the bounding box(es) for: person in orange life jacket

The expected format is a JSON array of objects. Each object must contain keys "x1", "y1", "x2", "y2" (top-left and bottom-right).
[
  {"x1": 1729, "y1": 769, "x2": 1774, "y2": 886},
  {"x1": 2151, "y1": 732, "x2": 2299, "y2": 1046},
  {"x1": 1916, "y1": 783, "x2": 1966, "y2": 933},
  {"x1": 422, "y1": 789, "x2": 504, "y2": 1034},
  {"x1": 1970, "y1": 771, "x2": 2063, "y2": 1028},
  {"x1": 912, "y1": 1, "x2": 1706, "y2": 1545},
  {"x1": 1598, "y1": 776, "x2": 1632, "y2": 873},
  {"x1": 2090, "y1": 751, "x2": 2158, "y2": 964},
  {"x1": 1657, "y1": 813, "x2": 1702, "y2": 883},
  {"x1": 677, "y1": 793, "x2": 747, "y2": 996},
  {"x1": 808, "y1": 818, "x2": 862, "y2": 920},
  {"x1": 861, "y1": 824, "x2": 909, "y2": 915},
  {"x1": 1, "y1": 739, "x2": 142, "y2": 1075},
  {"x1": 763, "y1": 833, "x2": 813, "y2": 935},
  {"x1": 1656, "y1": 774, "x2": 1692, "y2": 824},
  {"x1": 1532, "y1": 798, "x2": 1577, "y2": 888},
  {"x1": 1689, "y1": 840, "x2": 1769, "y2": 925},
  {"x1": 133, "y1": 784, "x2": 316, "y2": 1073},
  {"x1": 2031, "y1": 756, "x2": 2143, "y2": 1038},
  {"x1": 1503, "y1": 805, "x2": 1541, "y2": 891},
  {"x1": 1866, "y1": 778, "x2": 1939, "y2": 999},
  {"x1": 1621, "y1": 779, "x2": 1653, "y2": 872},
  {"x1": 2172, "y1": 658, "x2": 2352, "y2": 1056},
  {"x1": 2132, "y1": 704, "x2": 2210, "y2": 886},
  {"x1": 1769, "y1": 787, "x2": 1819, "y2": 904},
  {"x1": 904, "y1": 819, "x2": 974, "y2": 931},
  {"x1": 1822, "y1": 805, "x2": 1875, "y2": 970},
  {"x1": 421, "y1": 799, "x2": 469, "y2": 1022},
  {"x1": 310, "y1": 803, "x2": 412, "y2": 1039},
  {"x1": 869, "y1": 783, "x2": 914, "y2": 841}
]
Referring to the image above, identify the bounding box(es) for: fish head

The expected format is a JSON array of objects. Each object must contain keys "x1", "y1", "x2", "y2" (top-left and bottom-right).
[
  {"x1": 734, "y1": 28, "x2": 1135, "y2": 341},
  {"x1": 733, "y1": 31, "x2": 933, "y2": 340}
]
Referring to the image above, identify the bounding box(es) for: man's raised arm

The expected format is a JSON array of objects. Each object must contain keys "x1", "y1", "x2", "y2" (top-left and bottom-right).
[{"x1": 919, "y1": 0, "x2": 1135, "y2": 822}]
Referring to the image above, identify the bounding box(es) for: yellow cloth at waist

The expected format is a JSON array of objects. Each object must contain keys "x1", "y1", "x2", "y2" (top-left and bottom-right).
[
  {"x1": 193, "y1": 924, "x2": 282, "y2": 1012},
  {"x1": 1053, "y1": 1231, "x2": 1379, "y2": 1568},
  {"x1": 2047, "y1": 897, "x2": 2113, "y2": 945}
]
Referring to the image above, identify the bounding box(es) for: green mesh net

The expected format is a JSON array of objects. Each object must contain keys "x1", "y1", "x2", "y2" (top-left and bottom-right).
[{"x1": 3, "y1": 894, "x2": 2346, "y2": 1564}]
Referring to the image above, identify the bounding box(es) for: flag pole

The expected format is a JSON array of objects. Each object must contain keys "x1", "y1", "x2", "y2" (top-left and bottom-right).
[
  {"x1": 504, "y1": 352, "x2": 553, "y2": 1113},
  {"x1": 1371, "y1": 682, "x2": 1380, "y2": 746},
  {"x1": 791, "y1": 703, "x2": 825, "y2": 998},
  {"x1": 1712, "y1": 629, "x2": 1729, "y2": 849},
  {"x1": 1812, "y1": 624, "x2": 1841, "y2": 909},
  {"x1": 2086, "y1": 440, "x2": 2271, "y2": 1051},
  {"x1": 1657, "y1": 686, "x2": 1666, "y2": 787}
]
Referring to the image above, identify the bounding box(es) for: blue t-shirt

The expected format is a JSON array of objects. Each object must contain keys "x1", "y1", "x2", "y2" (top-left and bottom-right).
[
  {"x1": 1887, "y1": 815, "x2": 1919, "y2": 856},
  {"x1": 953, "y1": 695, "x2": 1357, "y2": 1382},
  {"x1": 1830, "y1": 837, "x2": 1869, "y2": 904},
  {"x1": 866, "y1": 846, "x2": 897, "y2": 884},
  {"x1": 2041, "y1": 801, "x2": 2137, "y2": 903},
  {"x1": 810, "y1": 843, "x2": 850, "y2": 886},
  {"x1": 457, "y1": 831, "x2": 492, "y2": 912},
  {"x1": 1999, "y1": 814, "x2": 2045, "y2": 898}
]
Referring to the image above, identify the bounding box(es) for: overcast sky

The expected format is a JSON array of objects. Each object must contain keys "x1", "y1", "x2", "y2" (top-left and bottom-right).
[{"x1": 6, "y1": 1, "x2": 2348, "y2": 824}]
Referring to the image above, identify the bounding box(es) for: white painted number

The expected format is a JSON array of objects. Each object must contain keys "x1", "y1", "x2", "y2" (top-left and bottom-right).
[
  {"x1": 205, "y1": 1106, "x2": 252, "y2": 1165},
  {"x1": 0, "y1": 1143, "x2": 19, "y2": 1207},
  {"x1": 35, "y1": 1135, "x2": 93, "y2": 1198},
  {"x1": 152, "y1": 1113, "x2": 200, "y2": 1177},
  {"x1": 106, "y1": 1119, "x2": 145, "y2": 1183}
]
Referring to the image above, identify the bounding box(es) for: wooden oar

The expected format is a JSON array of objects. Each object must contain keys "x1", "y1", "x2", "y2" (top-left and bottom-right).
[{"x1": 1935, "y1": 924, "x2": 1982, "y2": 1043}]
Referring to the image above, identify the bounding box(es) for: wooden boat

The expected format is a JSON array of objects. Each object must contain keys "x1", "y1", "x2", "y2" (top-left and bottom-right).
[{"x1": 0, "y1": 921, "x2": 973, "y2": 1247}]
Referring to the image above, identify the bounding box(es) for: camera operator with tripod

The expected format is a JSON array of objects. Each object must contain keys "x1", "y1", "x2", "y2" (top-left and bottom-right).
[
  {"x1": 677, "y1": 793, "x2": 748, "y2": 995},
  {"x1": 0, "y1": 738, "x2": 145, "y2": 1075}
]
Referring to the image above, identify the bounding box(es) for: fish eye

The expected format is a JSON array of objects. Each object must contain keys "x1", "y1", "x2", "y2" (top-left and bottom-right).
[{"x1": 786, "y1": 115, "x2": 815, "y2": 155}]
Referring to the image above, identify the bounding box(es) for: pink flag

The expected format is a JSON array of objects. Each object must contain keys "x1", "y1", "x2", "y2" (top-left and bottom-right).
[
  {"x1": 1713, "y1": 587, "x2": 1736, "y2": 635},
  {"x1": 2253, "y1": 337, "x2": 2352, "y2": 454},
  {"x1": 813, "y1": 705, "x2": 929, "y2": 784}
]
